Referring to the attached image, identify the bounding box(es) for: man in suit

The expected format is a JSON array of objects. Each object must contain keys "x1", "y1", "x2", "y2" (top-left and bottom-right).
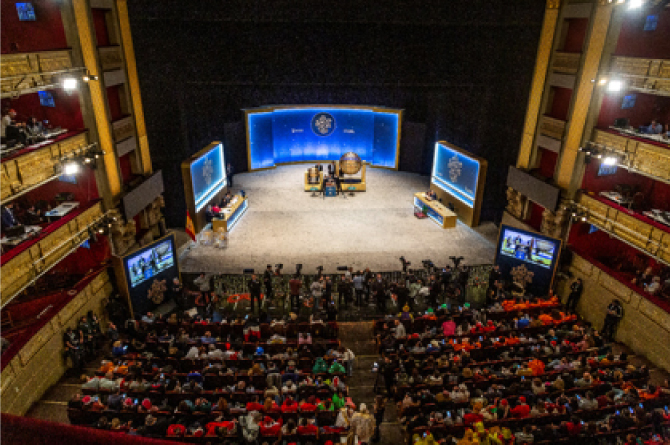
[
  {"x1": 263, "y1": 265, "x2": 274, "y2": 301},
  {"x1": 327, "y1": 162, "x2": 335, "y2": 177},
  {"x1": 248, "y1": 274, "x2": 262, "y2": 314},
  {"x1": 204, "y1": 205, "x2": 215, "y2": 223},
  {"x1": 1, "y1": 203, "x2": 20, "y2": 229},
  {"x1": 372, "y1": 273, "x2": 387, "y2": 312},
  {"x1": 226, "y1": 163, "x2": 234, "y2": 187}
]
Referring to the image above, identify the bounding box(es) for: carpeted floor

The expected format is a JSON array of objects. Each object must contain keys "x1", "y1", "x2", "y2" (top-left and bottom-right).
[{"x1": 179, "y1": 164, "x2": 497, "y2": 275}]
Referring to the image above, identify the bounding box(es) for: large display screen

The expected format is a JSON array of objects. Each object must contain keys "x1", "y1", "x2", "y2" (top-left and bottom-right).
[
  {"x1": 125, "y1": 238, "x2": 176, "y2": 289},
  {"x1": 122, "y1": 234, "x2": 179, "y2": 316},
  {"x1": 494, "y1": 225, "x2": 561, "y2": 297},
  {"x1": 190, "y1": 143, "x2": 226, "y2": 212},
  {"x1": 246, "y1": 106, "x2": 400, "y2": 170},
  {"x1": 431, "y1": 142, "x2": 480, "y2": 208}
]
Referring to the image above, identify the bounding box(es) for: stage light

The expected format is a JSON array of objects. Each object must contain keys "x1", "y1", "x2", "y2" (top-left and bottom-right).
[
  {"x1": 598, "y1": 78, "x2": 608, "y2": 86},
  {"x1": 603, "y1": 156, "x2": 617, "y2": 166},
  {"x1": 63, "y1": 161, "x2": 81, "y2": 175},
  {"x1": 628, "y1": 0, "x2": 643, "y2": 9},
  {"x1": 63, "y1": 77, "x2": 78, "y2": 90},
  {"x1": 607, "y1": 79, "x2": 623, "y2": 92}
]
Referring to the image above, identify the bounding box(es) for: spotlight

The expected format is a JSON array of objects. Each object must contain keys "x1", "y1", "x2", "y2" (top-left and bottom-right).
[
  {"x1": 581, "y1": 216, "x2": 587, "y2": 222},
  {"x1": 628, "y1": 0, "x2": 643, "y2": 9},
  {"x1": 63, "y1": 161, "x2": 81, "y2": 175},
  {"x1": 63, "y1": 77, "x2": 78, "y2": 90},
  {"x1": 603, "y1": 156, "x2": 617, "y2": 166},
  {"x1": 607, "y1": 79, "x2": 623, "y2": 92},
  {"x1": 598, "y1": 78, "x2": 608, "y2": 86}
]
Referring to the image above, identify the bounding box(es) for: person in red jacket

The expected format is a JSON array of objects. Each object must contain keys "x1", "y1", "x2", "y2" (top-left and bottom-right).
[
  {"x1": 167, "y1": 424, "x2": 186, "y2": 436},
  {"x1": 297, "y1": 417, "x2": 318, "y2": 436},
  {"x1": 510, "y1": 396, "x2": 530, "y2": 418},
  {"x1": 281, "y1": 397, "x2": 298, "y2": 413},
  {"x1": 205, "y1": 420, "x2": 235, "y2": 436},
  {"x1": 299, "y1": 398, "x2": 318, "y2": 412},
  {"x1": 259, "y1": 416, "x2": 283, "y2": 436},
  {"x1": 246, "y1": 395, "x2": 264, "y2": 412}
]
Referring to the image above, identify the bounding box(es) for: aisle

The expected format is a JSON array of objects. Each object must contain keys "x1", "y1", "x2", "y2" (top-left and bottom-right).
[{"x1": 339, "y1": 322, "x2": 405, "y2": 444}]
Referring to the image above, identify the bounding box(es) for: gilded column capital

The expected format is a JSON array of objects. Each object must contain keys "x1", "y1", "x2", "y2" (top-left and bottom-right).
[{"x1": 547, "y1": 0, "x2": 561, "y2": 9}]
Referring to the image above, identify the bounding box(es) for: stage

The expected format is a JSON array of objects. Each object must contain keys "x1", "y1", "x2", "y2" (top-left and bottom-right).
[{"x1": 178, "y1": 164, "x2": 497, "y2": 274}]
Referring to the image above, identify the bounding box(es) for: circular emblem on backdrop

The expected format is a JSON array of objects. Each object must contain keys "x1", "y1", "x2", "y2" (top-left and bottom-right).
[{"x1": 311, "y1": 112, "x2": 336, "y2": 137}]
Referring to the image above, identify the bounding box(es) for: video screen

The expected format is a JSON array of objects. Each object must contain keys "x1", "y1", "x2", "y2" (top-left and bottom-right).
[
  {"x1": 125, "y1": 238, "x2": 175, "y2": 288},
  {"x1": 191, "y1": 143, "x2": 226, "y2": 212},
  {"x1": 16, "y1": 3, "x2": 36, "y2": 21},
  {"x1": 499, "y1": 228, "x2": 557, "y2": 269},
  {"x1": 39, "y1": 91, "x2": 55, "y2": 107},
  {"x1": 431, "y1": 142, "x2": 480, "y2": 208}
]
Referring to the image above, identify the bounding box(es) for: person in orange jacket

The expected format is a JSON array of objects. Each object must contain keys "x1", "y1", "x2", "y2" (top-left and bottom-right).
[{"x1": 528, "y1": 356, "x2": 545, "y2": 376}]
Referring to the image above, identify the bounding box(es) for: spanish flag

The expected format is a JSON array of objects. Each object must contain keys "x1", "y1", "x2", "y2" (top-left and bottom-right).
[{"x1": 185, "y1": 211, "x2": 196, "y2": 241}]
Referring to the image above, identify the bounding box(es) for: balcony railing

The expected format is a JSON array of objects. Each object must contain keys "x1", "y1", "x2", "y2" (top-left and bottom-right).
[
  {"x1": 592, "y1": 129, "x2": 670, "y2": 182},
  {"x1": 112, "y1": 116, "x2": 134, "y2": 143},
  {"x1": 576, "y1": 192, "x2": 670, "y2": 265},
  {"x1": 610, "y1": 56, "x2": 670, "y2": 95},
  {"x1": 552, "y1": 51, "x2": 581, "y2": 75},
  {"x1": 1, "y1": 132, "x2": 89, "y2": 203},
  {"x1": 540, "y1": 115, "x2": 566, "y2": 141},
  {"x1": 0, "y1": 202, "x2": 105, "y2": 308},
  {"x1": 98, "y1": 46, "x2": 123, "y2": 71},
  {"x1": 0, "y1": 50, "x2": 74, "y2": 98}
]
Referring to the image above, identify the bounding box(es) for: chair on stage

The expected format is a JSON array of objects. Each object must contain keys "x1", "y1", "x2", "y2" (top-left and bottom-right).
[
  {"x1": 214, "y1": 228, "x2": 229, "y2": 249},
  {"x1": 198, "y1": 230, "x2": 214, "y2": 246}
]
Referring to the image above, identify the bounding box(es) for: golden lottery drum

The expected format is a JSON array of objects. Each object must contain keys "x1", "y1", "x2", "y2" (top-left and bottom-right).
[{"x1": 339, "y1": 152, "x2": 362, "y2": 175}]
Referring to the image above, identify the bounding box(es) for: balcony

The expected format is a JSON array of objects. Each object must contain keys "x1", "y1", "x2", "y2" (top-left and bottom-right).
[
  {"x1": 1, "y1": 131, "x2": 89, "y2": 203},
  {"x1": 552, "y1": 51, "x2": 581, "y2": 75},
  {"x1": 610, "y1": 56, "x2": 670, "y2": 96},
  {"x1": 112, "y1": 116, "x2": 134, "y2": 143},
  {"x1": 98, "y1": 45, "x2": 123, "y2": 72},
  {"x1": 0, "y1": 202, "x2": 105, "y2": 308},
  {"x1": 576, "y1": 192, "x2": 670, "y2": 264},
  {"x1": 0, "y1": 50, "x2": 73, "y2": 98},
  {"x1": 539, "y1": 115, "x2": 566, "y2": 141},
  {"x1": 592, "y1": 128, "x2": 670, "y2": 182}
]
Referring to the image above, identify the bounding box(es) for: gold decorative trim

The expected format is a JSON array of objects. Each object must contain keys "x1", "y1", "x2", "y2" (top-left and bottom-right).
[{"x1": 547, "y1": 0, "x2": 561, "y2": 9}]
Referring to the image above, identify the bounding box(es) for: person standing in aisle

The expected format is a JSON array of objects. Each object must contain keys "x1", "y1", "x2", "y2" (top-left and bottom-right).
[
  {"x1": 248, "y1": 274, "x2": 262, "y2": 314},
  {"x1": 566, "y1": 278, "x2": 583, "y2": 312},
  {"x1": 602, "y1": 299, "x2": 623, "y2": 341}
]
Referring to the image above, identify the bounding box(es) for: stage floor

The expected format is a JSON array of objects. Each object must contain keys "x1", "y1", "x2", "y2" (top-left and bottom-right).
[{"x1": 179, "y1": 164, "x2": 496, "y2": 274}]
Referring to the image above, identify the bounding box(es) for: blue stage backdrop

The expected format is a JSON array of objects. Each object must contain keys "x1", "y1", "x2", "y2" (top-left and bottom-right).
[
  {"x1": 190, "y1": 143, "x2": 227, "y2": 211},
  {"x1": 431, "y1": 142, "x2": 480, "y2": 208},
  {"x1": 245, "y1": 106, "x2": 401, "y2": 170}
]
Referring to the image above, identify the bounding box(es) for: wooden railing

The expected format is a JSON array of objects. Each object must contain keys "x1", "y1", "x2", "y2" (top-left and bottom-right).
[
  {"x1": 552, "y1": 51, "x2": 581, "y2": 75},
  {"x1": 540, "y1": 115, "x2": 566, "y2": 141},
  {"x1": 591, "y1": 129, "x2": 670, "y2": 181},
  {"x1": 1, "y1": 132, "x2": 89, "y2": 202},
  {"x1": 577, "y1": 192, "x2": 670, "y2": 264},
  {"x1": 610, "y1": 55, "x2": 670, "y2": 93},
  {"x1": 0, "y1": 202, "x2": 105, "y2": 307},
  {"x1": 0, "y1": 50, "x2": 73, "y2": 97},
  {"x1": 98, "y1": 45, "x2": 123, "y2": 71},
  {"x1": 112, "y1": 116, "x2": 134, "y2": 142}
]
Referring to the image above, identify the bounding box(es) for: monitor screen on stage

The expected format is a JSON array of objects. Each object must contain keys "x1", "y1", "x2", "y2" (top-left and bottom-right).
[
  {"x1": 494, "y1": 225, "x2": 561, "y2": 296},
  {"x1": 190, "y1": 143, "x2": 226, "y2": 212},
  {"x1": 431, "y1": 142, "x2": 480, "y2": 208},
  {"x1": 246, "y1": 106, "x2": 401, "y2": 170}
]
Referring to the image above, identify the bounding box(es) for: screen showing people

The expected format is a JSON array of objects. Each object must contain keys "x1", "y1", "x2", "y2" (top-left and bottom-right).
[
  {"x1": 126, "y1": 239, "x2": 175, "y2": 288},
  {"x1": 500, "y1": 228, "x2": 557, "y2": 269}
]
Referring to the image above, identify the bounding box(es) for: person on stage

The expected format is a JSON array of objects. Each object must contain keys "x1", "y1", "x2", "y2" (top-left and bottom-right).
[
  {"x1": 425, "y1": 189, "x2": 437, "y2": 200},
  {"x1": 248, "y1": 274, "x2": 262, "y2": 314},
  {"x1": 226, "y1": 163, "x2": 234, "y2": 187},
  {"x1": 327, "y1": 162, "x2": 335, "y2": 176}
]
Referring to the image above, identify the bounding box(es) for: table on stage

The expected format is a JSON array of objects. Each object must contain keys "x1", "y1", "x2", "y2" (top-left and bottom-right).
[
  {"x1": 212, "y1": 195, "x2": 248, "y2": 232},
  {"x1": 414, "y1": 192, "x2": 457, "y2": 229}
]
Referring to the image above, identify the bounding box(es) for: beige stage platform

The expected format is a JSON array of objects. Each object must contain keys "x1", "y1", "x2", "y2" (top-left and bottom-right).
[{"x1": 178, "y1": 164, "x2": 496, "y2": 274}]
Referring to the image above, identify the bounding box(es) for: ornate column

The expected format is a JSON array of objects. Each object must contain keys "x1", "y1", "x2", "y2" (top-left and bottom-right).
[
  {"x1": 506, "y1": 187, "x2": 528, "y2": 220},
  {"x1": 541, "y1": 200, "x2": 571, "y2": 239},
  {"x1": 516, "y1": 0, "x2": 562, "y2": 169}
]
